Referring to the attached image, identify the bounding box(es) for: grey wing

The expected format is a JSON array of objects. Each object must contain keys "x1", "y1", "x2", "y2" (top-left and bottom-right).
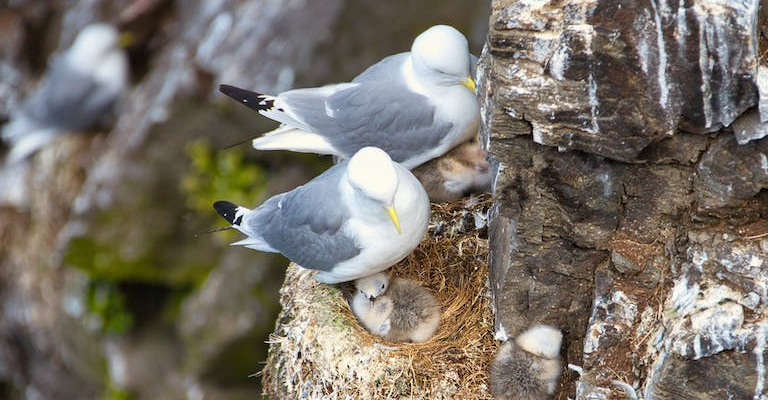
[
  {"x1": 280, "y1": 80, "x2": 453, "y2": 163},
  {"x1": 22, "y1": 57, "x2": 116, "y2": 132},
  {"x1": 251, "y1": 164, "x2": 362, "y2": 271},
  {"x1": 352, "y1": 53, "x2": 409, "y2": 83}
]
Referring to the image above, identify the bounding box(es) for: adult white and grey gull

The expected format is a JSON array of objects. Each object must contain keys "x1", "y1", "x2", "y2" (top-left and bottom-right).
[
  {"x1": 1, "y1": 23, "x2": 130, "y2": 164},
  {"x1": 218, "y1": 24, "x2": 480, "y2": 169},
  {"x1": 213, "y1": 147, "x2": 430, "y2": 284},
  {"x1": 0, "y1": 23, "x2": 129, "y2": 208}
]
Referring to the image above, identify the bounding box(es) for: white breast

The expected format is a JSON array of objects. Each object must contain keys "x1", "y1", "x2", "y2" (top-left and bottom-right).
[{"x1": 328, "y1": 166, "x2": 430, "y2": 283}]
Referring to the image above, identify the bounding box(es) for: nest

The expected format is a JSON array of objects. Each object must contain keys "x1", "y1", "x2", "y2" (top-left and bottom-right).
[{"x1": 262, "y1": 194, "x2": 498, "y2": 399}]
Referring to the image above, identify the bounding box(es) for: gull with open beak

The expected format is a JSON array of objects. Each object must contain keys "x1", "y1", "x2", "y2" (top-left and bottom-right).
[
  {"x1": 218, "y1": 24, "x2": 479, "y2": 169},
  {"x1": 213, "y1": 147, "x2": 430, "y2": 284}
]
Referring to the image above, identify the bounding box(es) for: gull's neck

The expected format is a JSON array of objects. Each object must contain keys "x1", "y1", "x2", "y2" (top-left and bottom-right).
[{"x1": 401, "y1": 57, "x2": 429, "y2": 96}]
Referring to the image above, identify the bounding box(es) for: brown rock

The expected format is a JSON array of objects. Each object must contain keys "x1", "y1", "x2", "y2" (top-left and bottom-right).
[{"x1": 486, "y1": 0, "x2": 759, "y2": 162}]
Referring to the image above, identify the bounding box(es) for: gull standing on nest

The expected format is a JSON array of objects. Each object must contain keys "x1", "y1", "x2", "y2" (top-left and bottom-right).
[
  {"x1": 219, "y1": 24, "x2": 479, "y2": 169},
  {"x1": 213, "y1": 147, "x2": 430, "y2": 284},
  {"x1": 351, "y1": 271, "x2": 441, "y2": 343}
]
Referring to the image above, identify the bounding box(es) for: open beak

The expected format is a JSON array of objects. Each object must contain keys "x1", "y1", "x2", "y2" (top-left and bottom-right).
[
  {"x1": 461, "y1": 76, "x2": 476, "y2": 93},
  {"x1": 368, "y1": 296, "x2": 375, "y2": 308},
  {"x1": 118, "y1": 31, "x2": 136, "y2": 48},
  {"x1": 385, "y1": 205, "x2": 402, "y2": 234}
]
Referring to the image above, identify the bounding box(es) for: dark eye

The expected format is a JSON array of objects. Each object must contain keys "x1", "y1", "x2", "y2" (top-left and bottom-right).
[
  {"x1": 360, "y1": 290, "x2": 364, "y2": 294},
  {"x1": 381, "y1": 284, "x2": 385, "y2": 290}
]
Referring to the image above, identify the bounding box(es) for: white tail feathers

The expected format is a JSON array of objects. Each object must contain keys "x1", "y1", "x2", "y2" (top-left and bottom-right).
[{"x1": 252, "y1": 125, "x2": 337, "y2": 154}]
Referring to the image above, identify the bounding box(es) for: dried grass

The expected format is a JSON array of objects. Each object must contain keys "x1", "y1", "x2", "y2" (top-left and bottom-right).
[{"x1": 262, "y1": 194, "x2": 498, "y2": 399}]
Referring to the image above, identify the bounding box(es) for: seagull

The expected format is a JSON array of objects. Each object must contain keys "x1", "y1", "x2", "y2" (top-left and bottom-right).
[
  {"x1": 489, "y1": 325, "x2": 563, "y2": 400},
  {"x1": 1, "y1": 23, "x2": 130, "y2": 164},
  {"x1": 213, "y1": 147, "x2": 430, "y2": 284},
  {"x1": 351, "y1": 271, "x2": 441, "y2": 343},
  {"x1": 219, "y1": 24, "x2": 479, "y2": 169}
]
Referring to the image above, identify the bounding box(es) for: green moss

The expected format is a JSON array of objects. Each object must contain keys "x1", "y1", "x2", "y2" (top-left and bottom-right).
[
  {"x1": 182, "y1": 138, "x2": 266, "y2": 213},
  {"x1": 86, "y1": 281, "x2": 133, "y2": 335},
  {"x1": 64, "y1": 236, "x2": 212, "y2": 286},
  {"x1": 100, "y1": 379, "x2": 135, "y2": 400}
]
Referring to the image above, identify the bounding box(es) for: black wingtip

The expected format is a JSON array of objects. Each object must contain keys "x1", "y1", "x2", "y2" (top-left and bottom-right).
[
  {"x1": 218, "y1": 84, "x2": 239, "y2": 96},
  {"x1": 213, "y1": 201, "x2": 242, "y2": 225},
  {"x1": 218, "y1": 84, "x2": 273, "y2": 112}
]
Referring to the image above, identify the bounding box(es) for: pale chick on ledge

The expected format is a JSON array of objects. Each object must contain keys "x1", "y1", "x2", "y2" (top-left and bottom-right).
[
  {"x1": 489, "y1": 324, "x2": 563, "y2": 400},
  {"x1": 351, "y1": 270, "x2": 441, "y2": 343}
]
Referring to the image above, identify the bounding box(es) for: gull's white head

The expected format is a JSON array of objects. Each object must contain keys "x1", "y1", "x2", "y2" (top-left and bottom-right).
[
  {"x1": 347, "y1": 147, "x2": 402, "y2": 233},
  {"x1": 65, "y1": 23, "x2": 129, "y2": 92},
  {"x1": 354, "y1": 271, "x2": 392, "y2": 306},
  {"x1": 411, "y1": 25, "x2": 474, "y2": 91},
  {"x1": 68, "y1": 24, "x2": 122, "y2": 64}
]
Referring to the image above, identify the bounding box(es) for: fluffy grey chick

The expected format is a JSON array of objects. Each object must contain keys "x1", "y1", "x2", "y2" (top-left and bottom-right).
[
  {"x1": 352, "y1": 271, "x2": 441, "y2": 343},
  {"x1": 489, "y1": 324, "x2": 563, "y2": 400},
  {"x1": 2, "y1": 23, "x2": 129, "y2": 164},
  {"x1": 412, "y1": 139, "x2": 491, "y2": 202}
]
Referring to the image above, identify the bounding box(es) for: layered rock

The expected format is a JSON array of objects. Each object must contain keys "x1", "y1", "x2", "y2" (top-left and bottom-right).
[
  {"x1": 485, "y1": 0, "x2": 759, "y2": 162},
  {"x1": 483, "y1": 0, "x2": 767, "y2": 398}
]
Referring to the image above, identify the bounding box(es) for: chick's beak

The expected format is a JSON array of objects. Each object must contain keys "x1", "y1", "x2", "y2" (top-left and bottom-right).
[
  {"x1": 461, "y1": 76, "x2": 476, "y2": 92},
  {"x1": 385, "y1": 205, "x2": 402, "y2": 234},
  {"x1": 368, "y1": 296, "x2": 375, "y2": 308}
]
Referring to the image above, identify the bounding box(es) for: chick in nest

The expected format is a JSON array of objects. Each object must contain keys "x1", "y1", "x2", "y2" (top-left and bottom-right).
[
  {"x1": 351, "y1": 271, "x2": 441, "y2": 343},
  {"x1": 489, "y1": 324, "x2": 563, "y2": 400},
  {"x1": 412, "y1": 139, "x2": 491, "y2": 202}
]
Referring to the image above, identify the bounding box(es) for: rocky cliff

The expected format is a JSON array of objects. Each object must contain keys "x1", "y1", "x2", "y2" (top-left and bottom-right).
[{"x1": 482, "y1": 0, "x2": 767, "y2": 398}]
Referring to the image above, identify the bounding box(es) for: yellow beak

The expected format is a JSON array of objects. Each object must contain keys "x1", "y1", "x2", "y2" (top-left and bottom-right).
[
  {"x1": 118, "y1": 32, "x2": 136, "y2": 48},
  {"x1": 385, "y1": 205, "x2": 402, "y2": 234},
  {"x1": 461, "y1": 76, "x2": 476, "y2": 92}
]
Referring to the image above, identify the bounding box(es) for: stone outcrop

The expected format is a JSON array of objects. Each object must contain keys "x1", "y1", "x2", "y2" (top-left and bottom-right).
[
  {"x1": 482, "y1": 0, "x2": 767, "y2": 398},
  {"x1": 485, "y1": 0, "x2": 759, "y2": 162}
]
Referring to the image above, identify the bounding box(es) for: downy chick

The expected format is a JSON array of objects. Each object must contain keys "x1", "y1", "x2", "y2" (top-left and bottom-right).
[
  {"x1": 412, "y1": 139, "x2": 491, "y2": 202},
  {"x1": 489, "y1": 324, "x2": 563, "y2": 400},
  {"x1": 352, "y1": 271, "x2": 441, "y2": 343}
]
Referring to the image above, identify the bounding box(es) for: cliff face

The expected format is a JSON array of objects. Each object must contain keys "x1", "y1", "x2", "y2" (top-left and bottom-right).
[
  {"x1": 3, "y1": 0, "x2": 767, "y2": 399},
  {"x1": 481, "y1": 0, "x2": 768, "y2": 398}
]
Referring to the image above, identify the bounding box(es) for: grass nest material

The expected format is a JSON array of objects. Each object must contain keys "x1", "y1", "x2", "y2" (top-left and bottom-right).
[{"x1": 262, "y1": 194, "x2": 498, "y2": 399}]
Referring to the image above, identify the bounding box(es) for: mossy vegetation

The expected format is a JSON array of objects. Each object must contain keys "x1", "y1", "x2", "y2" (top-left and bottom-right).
[
  {"x1": 64, "y1": 235, "x2": 213, "y2": 285},
  {"x1": 100, "y1": 380, "x2": 135, "y2": 400},
  {"x1": 182, "y1": 138, "x2": 266, "y2": 214},
  {"x1": 85, "y1": 281, "x2": 134, "y2": 335}
]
